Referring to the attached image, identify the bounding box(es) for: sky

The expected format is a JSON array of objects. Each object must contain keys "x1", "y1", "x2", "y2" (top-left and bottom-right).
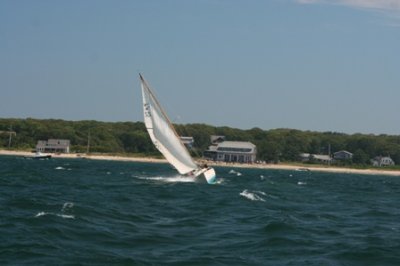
[{"x1": 1, "y1": 0, "x2": 400, "y2": 135}]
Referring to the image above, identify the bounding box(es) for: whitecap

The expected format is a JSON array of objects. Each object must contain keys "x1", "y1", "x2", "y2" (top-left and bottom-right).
[
  {"x1": 61, "y1": 202, "x2": 74, "y2": 212},
  {"x1": 57, "y1": 214, "x2": 75, "y2": 219},
  {"x1": 214, "y1": 178, "x2": 224, "y2": 184},
  {"x1": 55, "y1": 166, "x2": 65, "y2": 170},
  {"x1": 297, "y1": 181, "x2": 307, "y2": 186},
  {"x1": 229, "y1": 169, "x2": 242, "y2": 176},
  {"x1": 35, "y1": 211, "x2": 75, "y2": 219},
  {"x1": 35, "y1": 211, "x2": 47, "y2": 217},
  {"x1": 240, "y1": 190, "x2": 266, "y2": 202},
  {"x1": 35, "y1": 202, "x2": 75, "y2": 219}
]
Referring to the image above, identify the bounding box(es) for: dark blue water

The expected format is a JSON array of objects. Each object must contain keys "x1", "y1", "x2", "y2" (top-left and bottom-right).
[{"x1": 1, "y1": 155, "x2": 399, "y2": 265}]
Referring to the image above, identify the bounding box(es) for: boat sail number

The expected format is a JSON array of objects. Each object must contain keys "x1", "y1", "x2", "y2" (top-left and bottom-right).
[{"x1": 144, "y1": 103, "x2": 151, "y2": 117}]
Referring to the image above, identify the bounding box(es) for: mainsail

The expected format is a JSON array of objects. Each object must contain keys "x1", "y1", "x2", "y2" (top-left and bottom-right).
[{"x1": 140, "y1": 74, "x2": 198, "y2": 175}]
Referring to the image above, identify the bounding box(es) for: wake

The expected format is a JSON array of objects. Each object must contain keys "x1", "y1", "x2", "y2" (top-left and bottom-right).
[{"x1": 135, "y1": 175, "x2": 197, "y2": 183}]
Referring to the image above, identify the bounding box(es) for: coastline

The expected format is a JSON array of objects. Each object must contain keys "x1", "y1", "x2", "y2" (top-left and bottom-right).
[{"x1": 1, "y1": 149, "x2": 400, "y2": 177}]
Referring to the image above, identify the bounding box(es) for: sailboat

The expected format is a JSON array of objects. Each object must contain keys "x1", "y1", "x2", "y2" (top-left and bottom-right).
[{"x1": 140, "y1": 74, "x2": 216, "y2": 184}]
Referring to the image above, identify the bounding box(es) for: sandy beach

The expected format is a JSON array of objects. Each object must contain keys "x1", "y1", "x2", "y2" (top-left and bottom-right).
[{"x1": 1, "y1": 149, "x2": 400, "y2": 177}]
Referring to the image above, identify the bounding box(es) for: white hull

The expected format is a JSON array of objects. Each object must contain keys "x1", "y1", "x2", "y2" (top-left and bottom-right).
[
  {"x1": 25, "y1": 152, "x2": 52, "y2": 159},
  {"x1": 194, "y1": 167, "x2": 217, "y2": 184}
]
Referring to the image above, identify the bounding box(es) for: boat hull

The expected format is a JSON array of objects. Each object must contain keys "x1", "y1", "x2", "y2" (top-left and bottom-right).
[
  {"x1": 24, "y1": 153, "x2": 52, "y2": 159},
  {"x1": 33, "y1": 155, "x2": 52, "y2": 159},
  {"x1": 194, "y1": 167, "x2": 216, "y2": 184}
]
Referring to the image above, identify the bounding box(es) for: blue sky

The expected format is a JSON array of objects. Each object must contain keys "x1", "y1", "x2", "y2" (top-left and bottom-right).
[{"x1": 1, "y1": 0, "x2": 399, "y2": 134}]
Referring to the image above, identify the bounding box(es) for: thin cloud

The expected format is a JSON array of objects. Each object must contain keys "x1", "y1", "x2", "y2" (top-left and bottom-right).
[{"x1": 296, "y1": 0, "x2": 400, "y2": 11}]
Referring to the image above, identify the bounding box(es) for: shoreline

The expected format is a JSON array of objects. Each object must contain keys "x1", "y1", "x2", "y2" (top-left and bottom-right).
[{"x1": 1, "y1": 149, "x2": 400, "y2": 177}]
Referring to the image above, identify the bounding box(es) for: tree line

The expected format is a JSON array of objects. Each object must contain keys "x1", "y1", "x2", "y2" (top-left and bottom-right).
[{"x1": 1, "y1": 118, "x2": 400, "y2": 165}]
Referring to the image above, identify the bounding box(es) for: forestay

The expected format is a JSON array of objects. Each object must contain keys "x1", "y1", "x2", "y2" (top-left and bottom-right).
[{"x1": 140, "y1": 74, "x2": 198, "y2": 175}]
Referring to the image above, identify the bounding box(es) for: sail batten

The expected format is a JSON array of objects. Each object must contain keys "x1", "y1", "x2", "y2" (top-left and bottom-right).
[{"x1": 140, "y1": 74, "x2": 198, "y2": 175}]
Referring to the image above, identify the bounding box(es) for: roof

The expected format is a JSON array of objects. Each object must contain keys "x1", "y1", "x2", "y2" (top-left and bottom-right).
[
  {"x1": 374, "y1": 156, "x2": 393, "y2": 161},
  {"x1": 299, "y1": 153, "x2": 331, "y2": 161},
  {"x1": 313, "y1": 154, "x2": 331, "y2": 161},
  {"x1": 217, "y1": 141, "x2": 255, "y2": 149},
  {"x1": 334, "y1": 150, "x2": 353, "y2": 155}
]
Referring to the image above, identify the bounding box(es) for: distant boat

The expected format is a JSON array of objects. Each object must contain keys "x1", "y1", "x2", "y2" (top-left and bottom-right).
[
  {"x1": 139, "y1": 74, "x2": 216, "y2": 184},
  {"x1": 25, "y1": 151, "x2": 52, "y2": 160}
]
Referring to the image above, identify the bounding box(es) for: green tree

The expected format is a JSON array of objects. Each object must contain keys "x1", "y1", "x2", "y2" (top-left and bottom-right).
[{"x1": 353, "y1": 149, "x2": 369, "y2": 165}]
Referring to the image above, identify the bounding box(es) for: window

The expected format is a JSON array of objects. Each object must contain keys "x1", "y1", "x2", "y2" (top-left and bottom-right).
[{"x1": 217, "y1": 147, "x2": 252, "y2": 153}]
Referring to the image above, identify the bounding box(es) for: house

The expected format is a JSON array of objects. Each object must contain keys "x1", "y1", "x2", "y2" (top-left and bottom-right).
[
  {"x1": 36, "y1": 139, "x2": 70, "y2": 153},
  {"x1": 204, "y1": 140, "x2": 257, "y2": 163},
  {"x1": 371, "y1": 156, "x2": 395, "y2": 167},
  {"x1": 180, "y1": 136, "x2": 194, "y2": 149},
  {"x1": 299, "y1": 153, "x2": 332, "y2": 164},
  {"x1": 333, "y1": 150, "x2": 353, "y2": 160}
]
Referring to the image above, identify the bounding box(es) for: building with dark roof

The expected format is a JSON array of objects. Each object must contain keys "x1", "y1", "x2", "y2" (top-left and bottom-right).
[{"x1": 204, "y1": 140, "x2": 256, "y2": 163}]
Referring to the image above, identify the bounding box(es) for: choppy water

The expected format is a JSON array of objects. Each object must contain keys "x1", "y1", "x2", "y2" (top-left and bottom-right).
[{"x1": 1, "y1": 155, "x2": 399, "y2": 265}]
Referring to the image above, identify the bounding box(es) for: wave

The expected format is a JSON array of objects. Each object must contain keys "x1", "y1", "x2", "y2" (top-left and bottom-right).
[
  {"x1": 35, "y1": 202, "x2": 75, "y2": 219},
  {"x1": 35, "y1": 212, "x2": 75, "y2": 219},
  {"x1": 61, "y1": 202, "x2": 74, "y2": 212},
  {"x1": 55, "y1": 166, "x2": 72, "y2": 171},
  {"x1": 240, "y1": 190, "x2": 266, "y2": 202},
  {"x1": 229, "y1": 169, "x2": 242, "y2": 176},
  {"x1": 215, "y1": 178, "x2": 225, "y2": 184}
]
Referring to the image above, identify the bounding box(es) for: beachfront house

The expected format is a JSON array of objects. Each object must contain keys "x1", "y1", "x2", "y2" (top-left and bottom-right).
[
  {"x1": 333, "y1": 150, "x2": 353, "y2": 160},
  {"x1": 371, "y1": 156, "x2": 395, "y2": 167},
  {"x1": 204, "y1": 139, "x2": 257, "y2": 163},
  {"x1": 36, "y1": 139, "x2": 70, "y2": 153},
  {"x1": 299, "y1": 153, "x2": 332, "y2": 164}
]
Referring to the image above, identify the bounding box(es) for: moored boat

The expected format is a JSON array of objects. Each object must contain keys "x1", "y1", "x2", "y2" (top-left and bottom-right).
[{"x1": 25, "y1": 151, "x2": 52, "y2": 159}]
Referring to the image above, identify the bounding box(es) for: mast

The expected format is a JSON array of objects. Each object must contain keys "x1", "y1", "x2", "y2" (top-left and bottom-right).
[{"x1": 8, "y1": 126, "x2": 12, "y2": 148}]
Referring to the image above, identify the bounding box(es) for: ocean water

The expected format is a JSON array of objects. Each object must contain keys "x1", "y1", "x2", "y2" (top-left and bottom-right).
[{"x1": 1, "y1": 156, "x2": 399, "y2": 265}]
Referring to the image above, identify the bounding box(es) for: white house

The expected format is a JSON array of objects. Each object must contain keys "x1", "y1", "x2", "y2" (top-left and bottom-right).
[
  {"x1": 204, "y1": 141, "x2": 257, "y2": 163},
  {"x1": 299, "y1": 153, "x2": 332, "y2": 164},
  {"x1": 371, "y1": 156, "x2": 395, "y2": 167},
  {"x1": 36, "y1": 139, "x2": 70, "y2": 153}
]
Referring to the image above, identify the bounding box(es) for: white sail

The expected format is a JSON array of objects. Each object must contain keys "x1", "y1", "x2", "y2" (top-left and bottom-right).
[{"x1": 140, "y1": 74, "x2": 198, "y2": 175}]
